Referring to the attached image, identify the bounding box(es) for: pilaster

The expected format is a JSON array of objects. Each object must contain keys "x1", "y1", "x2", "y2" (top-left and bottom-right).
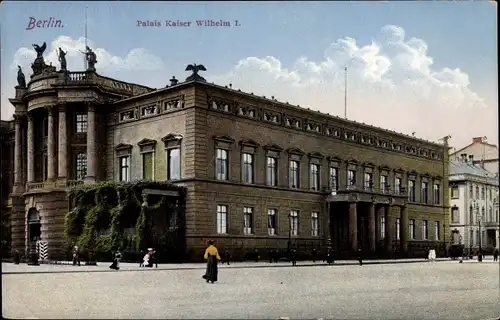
[
  {"x1": 57, "y1": 103, "x2": 68, "y2": 179},
  {"x1": 400, "y1": 206, "x2": 408, "y2": 254},
  {"x1": 85, "y1": 103, "x2": 97, "y2": 184},
  {"x1": 27, "y1": 113, "x2": 35, "y2": 183},
  {"x1": 368, "y1": 203, "x2": 376, "y2": 252},
  {"x1": 13, "y1": 114, "x2": 24, "y2": 193},
  {"x1": 46, "y1": 106, "x2": 56, "y2": 180}
]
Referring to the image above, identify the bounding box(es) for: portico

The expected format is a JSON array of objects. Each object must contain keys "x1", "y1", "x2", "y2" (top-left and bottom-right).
[{"x1": 326, "y1": 189, "x2": 408, "y2": 257}]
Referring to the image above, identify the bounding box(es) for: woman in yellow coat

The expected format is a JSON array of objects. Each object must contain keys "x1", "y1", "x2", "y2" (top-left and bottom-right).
[{"x1": 202, "y1": 240, "x2": 221, "y2": 283}]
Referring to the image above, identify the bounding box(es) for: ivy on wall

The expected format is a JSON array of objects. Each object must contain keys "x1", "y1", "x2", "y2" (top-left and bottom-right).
[{"x1": 64, "y1": 180, "x2": 186, "y2": 255}]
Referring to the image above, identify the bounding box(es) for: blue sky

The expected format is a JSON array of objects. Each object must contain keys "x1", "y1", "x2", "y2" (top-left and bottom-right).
[{"x1": 0, "y1": 1, "x2": 497, "y2": 149}]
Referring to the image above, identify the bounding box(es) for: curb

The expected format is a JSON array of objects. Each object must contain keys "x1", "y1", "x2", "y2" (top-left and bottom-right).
[{"x1": 3, "y1": 259, "x2": 450, "y2": 275}]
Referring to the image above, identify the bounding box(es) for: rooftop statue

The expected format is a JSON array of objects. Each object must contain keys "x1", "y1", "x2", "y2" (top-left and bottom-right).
[
  {"x1": 57, "y1": 47, "x2": 67, "y2": 71},
  {"x1": 32, "y1": 42, "x2": 47, "y2": 59},
  {"x1": 17, "y1": 66, "x2": 26, "y2": 88},
  {"x1": 185, "y1": 63, "x2": 207, "y2": 82}
]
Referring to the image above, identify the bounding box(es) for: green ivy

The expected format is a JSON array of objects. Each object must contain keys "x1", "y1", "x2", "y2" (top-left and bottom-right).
[{"x1": 64, "y1": 180, "x2": 186, "y2": 256}]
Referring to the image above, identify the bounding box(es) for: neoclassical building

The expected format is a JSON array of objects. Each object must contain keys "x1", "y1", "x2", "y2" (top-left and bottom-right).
[
  {"x1": 6, "y1": 45, "x2": 450, "y2": 260},
  {"x1": 449, "y1": 156, "x2": 499, "y2": 252}
]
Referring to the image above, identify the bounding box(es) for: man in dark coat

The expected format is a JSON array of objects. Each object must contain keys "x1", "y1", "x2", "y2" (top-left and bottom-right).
[
  {"x1": 290, "y1": 248, "x2": 297, "y2": 266},
  {"x1": 493, "y1": 248, "x2": 498, "y2": 262},
  {"x1": 221, "y1": 249, "x2": 231, "y2": 265},
  {"x1": 312, "y1": 248, "x2": 317, "y2": 263},
  {"x1": 14, "y1": 250, "x2": 20, "y2": 265},
  {"x1": 357, "y1": 248, "x2": 363, "y2": 266}
]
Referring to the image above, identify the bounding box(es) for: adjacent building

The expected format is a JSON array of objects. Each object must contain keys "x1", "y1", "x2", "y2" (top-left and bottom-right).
[
  {"x1": 6, "y1": 47, "x2": 450, "y2": 260},
  {"x1": 1, "y1": 120, "x2": 15, "y2": 256},
  {"x1": 451, "y1": 137, "x2": 499, "y2": 176},
  {"x1": 449, "y1": 156, "x2": 499, "y2": 252}
]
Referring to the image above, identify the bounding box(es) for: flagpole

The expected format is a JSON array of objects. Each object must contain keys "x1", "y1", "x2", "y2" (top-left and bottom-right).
[
  {"x1": 344, "y1": 65, "x2": 348, "y2": 119},
  {"x1": 84, "y1": 5, "x2": 88, "y2": 70}
]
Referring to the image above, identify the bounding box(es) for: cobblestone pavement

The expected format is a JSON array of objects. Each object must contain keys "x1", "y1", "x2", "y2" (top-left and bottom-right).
[{"x1": 2, "y1": 260, "x2": 499, "y2": 319}]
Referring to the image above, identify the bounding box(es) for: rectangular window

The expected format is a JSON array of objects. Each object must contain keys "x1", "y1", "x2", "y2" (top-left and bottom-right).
[
  {"x1": 310, "y1": 164, "x2": 320, "y2": 190},
  {"x1": 243, "y1": 207, "x2": 254, "y2": 235},
  {"x1": 380, "y1": 216, "x2": 386, "y2": 239},
  {"x1": 142, "y1": 152, "x2": 153, "y2": 180},
  {"x1": 289, "y1": 160, "x2": 300, "y2": 188},
  {"x1": 380, "y1": 175, "x2": 388, "y2": 193},
  {"x1": 469, "y1": 184, "x2": 473, "y2": 198},
  {"x1": 119, "y1": 156, "x2": 130, "y2": 182},
  {"x1": 408, "y1": 180, "x2": 416, "y2": 202},
  {"x1": 423, "y1": 220, "x2": 428, "y2": 240},
  {"x1": 434, "y1": 183, "x2": 441, "y2": 204},
  {"x1": 421, "y1": 181, "x2": 428, "y2": 204},
  {"x1": 216, "y1": 205, "x2": 228, "y2": 234},
  {"x1": 348, "y1": 170, "x2": 356, "y2": 187},
  {"x1": 268, "y1": 209, "x2": 277, "y2": 235},
  {"x1": 290, "y1": 210, "x2": 299, "y2": 236},
  {"x1": 167, "y1": 148, "x2": 181, "y2": 180},
  {"x1": 364, "y1": 172, "x2": 373, "y2": 191},
  {"x1": 470, "y1": 229, "x2": 474, "y2": 246},
  {"x1": 452, "y1": 207, "x2": 460, "y2": 223},
  {"x1": 395, "y1": 177, "x2": 402, "y2": 195},
  {"x1": 409, "y1": 219, "x2": 416, "y2": 239},
  {"x1": 451, "y1": 185, "x2": 459, "y2": 199},
  {"x1": 266, "y1": 157, "x2": 277, "y2": 186},
  {"x1": 435, "y1": 221, "x2": 440, "y2": 240},
  {"x1": 329, "y1": 167, "x2": 338, "y2": 193},
  {"x1": 311, "y1": 212, "x2": 319, "y2": 236},
  {"x1": 76, "y1": 152, "x2": 87, "y2": 180},
  {"x1": 75, "y1": 112, "x2": 88, "y2": 133},
  {"x1": 242, "y1": 153, "x2": 254, "y2": 183},
  {"x1": 215, "y1": 149, "x2": 228, "y2": 180},
  {"x1": 481, "y1": 187, "x2": 485, "y2": 200},
  {"x1": 396, "y1": 218, "x2": 400, "y2": 240},
  {"x1": 469, "y1": 205, "x2": 474, "y2": 225}
]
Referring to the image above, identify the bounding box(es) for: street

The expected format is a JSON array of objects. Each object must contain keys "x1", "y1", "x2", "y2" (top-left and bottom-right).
[{"x1": 2, "y1": 260, "x2": 499, "y2": 319}]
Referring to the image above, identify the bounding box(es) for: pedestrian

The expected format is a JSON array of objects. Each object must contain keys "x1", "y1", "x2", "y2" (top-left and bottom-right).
[
  {"x1": 72, "y1": 246, "x2": 81, "y2": 266},
  {"x1": 13, "y1": 249, "x2": 20, "y2": 265},
  {"x1": 109, "y1": 250, "x2": 122, "y2": 270},
  {"x1": 202, "y1": 240, "x2": 220, "y2": 283},
  {"x1": 254, "y1": 248, "x2": 259, "y2": 262},
  {"x1": 493, "y1": 248, "x2": 498, "y2": 262},
  {"x1": 268, "y1": 249, "x2": 274, "y2": 264},
  {"x1": 222, "y1": 249, "x2": 231, "y2": 265},
  {"x1": 290, "y1": 248, "x2": 297, "y2": 266},
  {"x1": 424, "y1": 247, "x2": 429, "y2": 260},
  {"x1": 357, "y1": 248, "x2": 363, "y2": 266},
  {"x1": 274, "y1": 249, "x2": 279, "y2": 263},
  {"x1": 139, "y1": 249, "x2": 146, "y2": 267},
  {"x1": 312, "y1": 248, "x2": 317, "y2": 263}
]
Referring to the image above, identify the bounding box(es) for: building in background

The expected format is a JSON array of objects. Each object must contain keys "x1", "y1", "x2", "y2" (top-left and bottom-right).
[
  {"x1": 449, "y1": 155, "x2": 499, "y2": 253},
  {"x1": 451, "y1": 137, "x2": 499, "y2": 176},
  {"x1": 6, "y1": 44, "x2": 450, "y2": 261}
]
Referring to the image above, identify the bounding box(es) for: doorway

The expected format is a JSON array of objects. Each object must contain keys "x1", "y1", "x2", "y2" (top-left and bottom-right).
[{"x1": 27, "y1": 208, "x2": 41, "y2": 253}]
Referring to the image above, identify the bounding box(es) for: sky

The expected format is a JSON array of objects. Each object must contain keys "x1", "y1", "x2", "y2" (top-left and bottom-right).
[{"x1": 0, "y1": 1, "x2": 497, "y2": 150}]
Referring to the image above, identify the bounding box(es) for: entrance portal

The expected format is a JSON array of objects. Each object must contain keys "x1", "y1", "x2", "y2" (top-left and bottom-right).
[{"x1": 27, "y1": 208, "x2": 41, "y2": 253}]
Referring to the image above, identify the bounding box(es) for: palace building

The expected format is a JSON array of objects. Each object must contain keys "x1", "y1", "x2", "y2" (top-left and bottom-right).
[{"x1": 5, "y1": 46, "x2": 450, "y2": 260}]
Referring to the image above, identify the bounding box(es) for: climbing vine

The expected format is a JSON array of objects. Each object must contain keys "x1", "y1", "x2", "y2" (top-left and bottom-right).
[{"x1": 64, "y1": 180, "x2": 186, "y2": 258}]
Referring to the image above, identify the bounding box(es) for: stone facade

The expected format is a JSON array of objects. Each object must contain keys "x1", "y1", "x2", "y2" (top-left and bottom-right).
[{"x1": 7, "y1": 64, "x2": 450, "y2": 260}]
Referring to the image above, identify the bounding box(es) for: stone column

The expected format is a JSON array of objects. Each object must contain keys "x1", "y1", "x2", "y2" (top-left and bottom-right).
[
  {"x1": 46, "y1": 106, "x2": 56, "y2": 180},
  {"x1": 13, "y1": 115, "x2": 23, "y2": 186},
  {"x1": 57, "y1": 104, "x2": 68, "y2": 179},
  {"x1": 384, "y1": 206, "x2": 391, "y2": 252},
  {"x1": 27, "y1": 113, "x2": 35, "y2": 183},
  {"x1": 349, "y1": 202, "x2": 358, "y2": 252},
  {"x1": 368, "y1": 203, "x2": 376, "y2": 252},
  {"x1": 400, "y1": 206, "x2": 408, "y2": 254},
  {"x1": 85, "y1": 103, "x2": 97, "y2": 183}
]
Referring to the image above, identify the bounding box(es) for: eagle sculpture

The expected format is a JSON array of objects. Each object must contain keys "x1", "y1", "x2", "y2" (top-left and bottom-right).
[
  {"x1": 185, "y1": 63, "x2": 207, "y2": 82},
  {"x1": 185, "y1": 64, "x2": 206, "y2": 75},
  {"x1": 32, "y1": 42, "x2": 47, "y2": 59}
]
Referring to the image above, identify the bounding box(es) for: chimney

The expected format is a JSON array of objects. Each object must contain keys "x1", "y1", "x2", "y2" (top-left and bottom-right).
[
  {"x1": 169, "y1": 76, "x2": 179, "y2": 86},
  {"x1": 472, "y1": 137, "x2": 483, "y2": 143},
  {"x1": 460, "y1": 153, "x2": 467, "y2": 162}
]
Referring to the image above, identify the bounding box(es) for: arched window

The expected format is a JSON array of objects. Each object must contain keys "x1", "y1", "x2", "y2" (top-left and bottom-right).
[
  {"x1": 481, "y1": 206, "x2": 485, "y2": 221},
  {"x1": 76, "y1": 153, "x2": 87, "y2": 180},
  {"x1": 469, "y1": 205, "x2": 474, "y2": 225}
]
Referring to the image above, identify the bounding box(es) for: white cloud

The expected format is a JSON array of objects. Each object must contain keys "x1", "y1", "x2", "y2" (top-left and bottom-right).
[
  {"x1": 2, "y1": 27, "x2": 496, "y2": 150},
  {"x1": 209, "y1": 25, "x2": 496, "y2": 149},
  {"x1": 1, "y1": 36, "x2": 164, "y2": 120}
]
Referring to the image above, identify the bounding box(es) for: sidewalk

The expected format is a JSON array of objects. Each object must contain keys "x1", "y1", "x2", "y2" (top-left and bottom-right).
[{"x1": 1, "y1": 257, "x2": 464, "y2": 275}]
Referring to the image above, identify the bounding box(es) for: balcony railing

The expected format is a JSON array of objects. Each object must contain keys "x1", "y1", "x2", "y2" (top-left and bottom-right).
[
  {"x1": 25, "y1": 180, "x2": 83, "y2": 192},
  {"x1": 60, "y1": 71, "x2": 154, "y2": 96},
  {"x1": 66, "y1": 180, "x2": 84, "y2": 188}
]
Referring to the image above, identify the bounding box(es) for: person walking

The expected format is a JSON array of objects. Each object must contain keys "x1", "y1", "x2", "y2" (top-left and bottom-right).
[
  {"x1": 72, "y1": 246, "x2": 81, "y2": 266},
  {"x1": 290, "y1": 248, "x2": 297, "y2": 266},
  {"x1": 493, "y1": 248, "x2": 499, "y2": 262},
  {"x1": 222, "y1": 249, "x2": 231, "y2": 265},
  {"x1": 109, "y1": 250, "x2": 122, "y2": 270},
  {"x1": 357, "y1": 248, "x2": 363, "y2": 266},
  {"x1": 202, "y1": 240, "x2": 221, "y2": 283}
]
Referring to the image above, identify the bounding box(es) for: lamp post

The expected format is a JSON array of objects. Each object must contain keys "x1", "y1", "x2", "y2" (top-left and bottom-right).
[{"x1": 474, "y1": 201, "x2": 482, "y2": 262}]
